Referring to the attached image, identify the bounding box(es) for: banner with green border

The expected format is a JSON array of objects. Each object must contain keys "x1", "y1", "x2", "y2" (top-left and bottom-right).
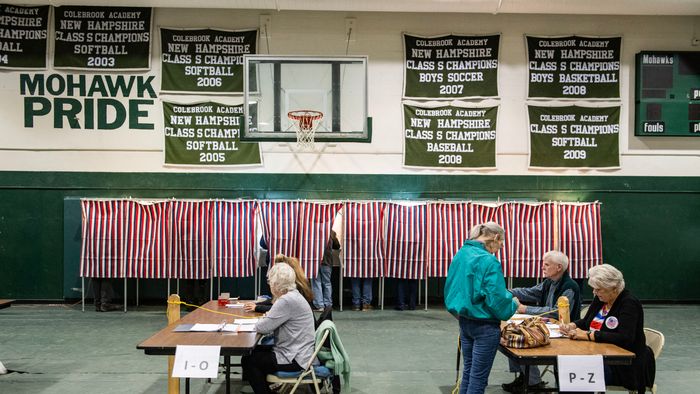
[
  {"x1": 529, "y1": 105, "x2": 619, "y2": 168},
  {"x1": 403, "y1": 33, "x2": 499, "y2": 99},
  {"x1": 526, "y1": 35, "x2": 621, "y2": 99},
  {"x1": 161, "y1": 28, "x2": 256, "y2": 94},
  {"x1": 0, "y1": 5, "x2": 49, "y2": 69},
  {"x1": 163, "y1": 101, "x2": 261, "y2": 166},
  {"x1": 53, "y1": 6, "x2": 151, "y2": 70},
  {"x1": 403, "y1": 104, "x2": 497, "y2": 168}
]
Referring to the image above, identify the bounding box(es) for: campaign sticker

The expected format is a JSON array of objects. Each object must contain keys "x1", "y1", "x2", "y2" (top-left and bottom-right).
[{"x1": 605, "y1": 316, "x2": 619, "y2": 329}]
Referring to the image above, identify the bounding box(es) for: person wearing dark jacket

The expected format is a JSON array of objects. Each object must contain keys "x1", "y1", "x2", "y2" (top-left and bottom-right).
[
  {"x1": 502, "y1": 250, "x2": 581, "y2": 392},
  {"x1": 560, "y1": 264, "x2": 655, "y2": 393}
]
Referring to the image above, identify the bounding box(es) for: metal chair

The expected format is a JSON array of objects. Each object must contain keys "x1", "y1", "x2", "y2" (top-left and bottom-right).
[
  {"x1": 266, "y1": 327, "x2": 334, "y2": 394},
  {"x1": 606, "y1": 327, "x2": 664, "y2": 394}
]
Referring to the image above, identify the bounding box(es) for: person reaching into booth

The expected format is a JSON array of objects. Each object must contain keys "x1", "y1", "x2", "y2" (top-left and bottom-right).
[
  {"x1": 312, "y1": 230, "x2": 339, "y2": 312},
  {"x1": 444, "y1": 222, "x2": 519, "y2": 394},
  {"x1": 241, "y1": 263, "x2": 316, "y2": 394},
  {"x1": 559, "y1": 264, "x2": 655, "y2": 393},
  {"x1": 502, "y1": 250, "x2": 581, "y2": 393}
]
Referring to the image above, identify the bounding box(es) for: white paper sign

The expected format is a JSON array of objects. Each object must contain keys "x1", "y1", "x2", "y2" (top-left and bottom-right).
[
  {"x1": 557, "y1": 355, "x2": 605, "y2": 392},
  {"x1": 172, "y1": 345, "x2": 221, "y2": 378}
]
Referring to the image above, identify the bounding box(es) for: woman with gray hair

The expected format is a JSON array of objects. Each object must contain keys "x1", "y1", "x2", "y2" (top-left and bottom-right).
[
  {"x1": 444, "y1": 222, "x2": 519, "y2": 394},
  {"x1": 242, "y1": 263, "x2": 315, "y2": 394},
  {"x1": 560, "y1": 264, "x2": 655, "y2": 393}
]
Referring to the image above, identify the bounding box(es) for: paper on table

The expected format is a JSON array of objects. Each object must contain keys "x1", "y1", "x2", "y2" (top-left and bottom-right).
[
  {"x1": 510, "y1": 314, "x2": 534, "y2": 320},
  {"x1": 234, "y1": 318, "x2": 259, "y2": 324},
  {"x1": 234, "y1": 324, "x2": 257, "y2": 332},
  {"x1": 190, "y1": 323, "x2": 238, "y2": 332},
  {"x1": 226, "y1": 303, "x2": 244, "y2": 308},
  {"x1": 546, "y1": 323, "x2": 563, "y2": 338}
]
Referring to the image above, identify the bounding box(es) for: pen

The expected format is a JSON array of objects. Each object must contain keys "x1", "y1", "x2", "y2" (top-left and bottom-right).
[{"x1": 218, "y1": 320, "x2": 227, "y2": 332}]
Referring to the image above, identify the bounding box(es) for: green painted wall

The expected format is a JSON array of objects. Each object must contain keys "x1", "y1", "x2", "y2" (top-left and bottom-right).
[{"x1": 0, "y1": 171, "x2": 698, "y2": 301}]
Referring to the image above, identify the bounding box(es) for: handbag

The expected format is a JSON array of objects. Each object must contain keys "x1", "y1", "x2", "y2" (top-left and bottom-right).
[{"x1": 501, "y1": 317, "x2": 551, "y2": 348}]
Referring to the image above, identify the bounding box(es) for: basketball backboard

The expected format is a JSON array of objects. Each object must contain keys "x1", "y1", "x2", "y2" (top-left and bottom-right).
[{"x1": 242, "y1": 55, "x2": 371, "y2": 143}]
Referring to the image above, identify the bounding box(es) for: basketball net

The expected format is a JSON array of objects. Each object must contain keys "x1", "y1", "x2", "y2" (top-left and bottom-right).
[{"x1": 288, "y1": 110, "x2": 323, "y2": 151}]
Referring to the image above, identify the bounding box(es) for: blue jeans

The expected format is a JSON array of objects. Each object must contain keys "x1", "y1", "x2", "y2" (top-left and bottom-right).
[
  {"x1": 396, "y1": 279, "x2": 418, "y2": 310},
  {"x1": 312, "y1": 264, "x2": 333, "y2": 309},
  {"x1": 351, "y1": 278, "x2": 372, "y2": 306},
  {"x1": 459, "y1": 317, "x2": 501, "y2": 394}
]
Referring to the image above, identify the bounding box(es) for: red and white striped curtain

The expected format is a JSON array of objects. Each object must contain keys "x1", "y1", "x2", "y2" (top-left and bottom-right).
[
  {"x1": 212, "y1": 200, "x2": 257, "y2": 278},
  {"x1": 343, "y1": 201, "x2": 386, "y2": 278},
  {"x1": 508, "y1": 202, "x2": 556, "y2": 278},
  {"x1": 259, "y1": 200, "x2": 300, "y2": 266},
  {"x1": 384, "y1": 203, "x2": 428, "y2": 279},
  {"x1": 124, "y1": 200, "x2": 170, "y2": 279},
  {"x1": 559, "y1": 202, "x2": 603, "y2": 279},
  {"x1": 470, "y1": 202, "x2": 512, "y2": 271},
  {"x1": 427, "y1": 202, "x2": 471, "y2": 278},
  {"x1": 297, "y1": 202, "x2": 343, "y2": 277},
  {"x1": 80, "y1": 200, "x2": 126, "y2": 278},
  {"x1": 169, "y1": 200, "x2": 213, "y2": 279}
]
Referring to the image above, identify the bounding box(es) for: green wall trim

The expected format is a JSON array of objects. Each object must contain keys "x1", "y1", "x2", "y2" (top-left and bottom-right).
[
  {"x1": 2, "y1": 171, "x2": 700, "y2": 195},
  {"x1": 0, "y1": 171, "x2": 698, "y2": 301}
]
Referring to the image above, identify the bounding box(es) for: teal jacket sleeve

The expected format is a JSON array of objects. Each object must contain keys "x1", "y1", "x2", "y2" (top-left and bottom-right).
[{"x1": 482, "y1": 258, "x2": 518, "y2": 321}]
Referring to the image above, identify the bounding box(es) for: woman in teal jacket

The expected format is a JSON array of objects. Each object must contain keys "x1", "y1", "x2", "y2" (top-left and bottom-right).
[{"x1": 445, "y1": 222, "x2": 519, "y2": 394}]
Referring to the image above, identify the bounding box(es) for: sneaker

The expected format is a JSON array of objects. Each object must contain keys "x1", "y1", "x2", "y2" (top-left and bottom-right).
[
  {"x1": 362, "y1": 303, "x2": 373, "y2": 311},
  {"x1": 351, "y1": 305, "x2": 361, "y2": 311},
  {"x1": 502, "y1": 374, "x2": 524, "y2": 392}
]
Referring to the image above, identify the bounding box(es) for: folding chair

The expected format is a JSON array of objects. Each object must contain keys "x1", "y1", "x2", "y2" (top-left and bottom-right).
[
  {"x1": 266, "y1": 328, "x2": 334, "y2": 394},
  {"x1": 607, "y1": 328, "x2": 664, "y2": 394}
]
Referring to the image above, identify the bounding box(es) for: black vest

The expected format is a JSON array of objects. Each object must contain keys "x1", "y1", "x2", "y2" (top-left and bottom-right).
[{"x1": 540, "y1": 272, "x2": 581, "y2": 320}]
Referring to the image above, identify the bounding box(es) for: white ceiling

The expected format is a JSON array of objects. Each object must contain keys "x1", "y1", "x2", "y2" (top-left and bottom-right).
[{"x1": 17, "y1": 0, "x2": 700, "y2": 16}]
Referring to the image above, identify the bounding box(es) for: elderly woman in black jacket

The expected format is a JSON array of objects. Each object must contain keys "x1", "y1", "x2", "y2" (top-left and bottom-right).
[{"x1": 559, "y1": 264, "x2": 655, "y2": 393}]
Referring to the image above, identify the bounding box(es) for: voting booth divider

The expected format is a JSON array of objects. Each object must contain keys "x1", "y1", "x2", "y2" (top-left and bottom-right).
[{"x1": 79, "y1": 198, "x2": 602, "y2": 309}]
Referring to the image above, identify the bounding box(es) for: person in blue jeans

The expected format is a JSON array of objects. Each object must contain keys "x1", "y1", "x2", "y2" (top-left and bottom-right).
[
  {"x1": 395, "y1": 278, "x2": 418, "y2": 311},
  {"x1": 312, "y1": 230, "x2": 339, "y2": 311},
  {"x1": 444, "y1": 222, "x2": 519, "y2": 394},
  {"x1": 350, "y1": 277, "x2": 373, "y2": 311}
]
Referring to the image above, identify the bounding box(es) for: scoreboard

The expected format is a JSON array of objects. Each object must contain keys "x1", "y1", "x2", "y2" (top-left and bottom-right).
[{"x1": 635, "y1": 51, "x2": 700, "y2": 136}]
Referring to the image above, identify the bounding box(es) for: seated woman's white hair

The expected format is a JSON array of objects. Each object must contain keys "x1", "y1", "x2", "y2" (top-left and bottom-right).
[
  {"x1": 267, "y1": 262, "x2": 298, "y2": 294},
  {"x1": 588, "y1": 263, "x2": 625, "y2": 292}
]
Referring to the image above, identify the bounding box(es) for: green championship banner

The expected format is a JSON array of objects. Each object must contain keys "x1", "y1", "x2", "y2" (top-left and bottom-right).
[
  {"x1": 54, "y1": 6, "x2": 151, "y2": 70},
  {"x1": 526, "y1": 36, "x2": 621, "y2": 99},
  {"x1": 404, "y1": 104, "x2": 497, "y2": 168},
  {"x1": 163, "y1": 101, "x2": 261, "y2": 166},
  {"x1": 529, "y1": 105, "x2": 619, "y2": 168},
  {"x1": 161, "y1": 28, "x2": 256, "y2": 94},
  {"x1": 403, "y1": 34, "x2": 499, "y2": 99},
  {"x1": 0, "y1": 5, "x2": 49, "y2": 69}
]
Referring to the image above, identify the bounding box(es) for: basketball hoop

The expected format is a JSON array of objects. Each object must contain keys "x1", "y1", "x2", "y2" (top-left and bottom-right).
[{"x1": 288, "y1": 110, "x2": 323, "y2": 151}]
